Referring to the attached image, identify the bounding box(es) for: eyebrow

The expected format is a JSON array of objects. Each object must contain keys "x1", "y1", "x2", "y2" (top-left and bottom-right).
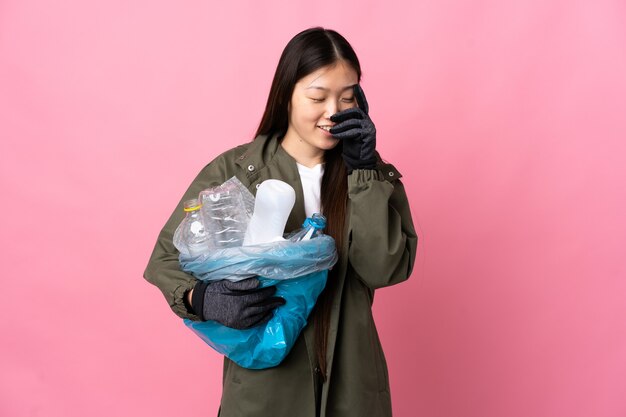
[{"x1": 305, "y1": 84, "x2": 356, "y2": 92}]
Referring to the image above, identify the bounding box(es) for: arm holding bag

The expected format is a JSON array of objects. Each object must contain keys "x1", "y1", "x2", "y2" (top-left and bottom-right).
[{"x1": 181, "y1": 235, "x2": 337, "y2": 369}]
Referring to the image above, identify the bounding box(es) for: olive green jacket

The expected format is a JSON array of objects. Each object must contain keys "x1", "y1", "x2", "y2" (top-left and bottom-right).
[{"x1": 144, "y1": 133, "x2": 418, "y2": 417}]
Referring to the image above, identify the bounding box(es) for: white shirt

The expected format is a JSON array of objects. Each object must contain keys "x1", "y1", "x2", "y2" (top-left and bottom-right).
[{"x1": 296, "y1": 162, "x2": 324, "y2": 218}]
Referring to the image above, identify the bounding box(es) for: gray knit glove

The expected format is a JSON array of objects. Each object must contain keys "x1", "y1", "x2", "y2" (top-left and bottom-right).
[
  {"x1": 329, "y1": 84, "x2": 377, "y2": 173},
  {"x1": 191, "y1": 277, "x2": 285, "y2": 329}
]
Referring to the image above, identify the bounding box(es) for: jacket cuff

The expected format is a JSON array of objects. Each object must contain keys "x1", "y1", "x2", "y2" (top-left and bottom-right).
[
  {"x1": 348, "y1": 168, "x2": 382, "y2": 191},
  {"x1": 172, "y1": 280, "x2": 202, "y2": 321}
]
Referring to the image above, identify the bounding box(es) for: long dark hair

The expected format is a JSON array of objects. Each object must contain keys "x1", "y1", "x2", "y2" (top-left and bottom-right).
[{"x1": 255, "y1": 27, "x2": 362, "y2": 381}]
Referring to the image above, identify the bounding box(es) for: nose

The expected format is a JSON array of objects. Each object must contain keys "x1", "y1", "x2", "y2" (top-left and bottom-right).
[{"x1": 324, "y1": 99, "x2": 339, "y2": 119}]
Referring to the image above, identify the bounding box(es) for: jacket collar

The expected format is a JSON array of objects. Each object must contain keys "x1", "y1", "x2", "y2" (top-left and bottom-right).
[{"x1": 235, "y1": 132, "x2": 403, "y2": 182}]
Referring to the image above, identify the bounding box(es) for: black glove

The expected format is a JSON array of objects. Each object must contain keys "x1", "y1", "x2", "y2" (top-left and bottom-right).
[
  {"x1": 329, "y1": 84, "x2": 377, "y2": 173},
  {"x1": 191, "y1": 277, "x2": 286, "y2": 330}
]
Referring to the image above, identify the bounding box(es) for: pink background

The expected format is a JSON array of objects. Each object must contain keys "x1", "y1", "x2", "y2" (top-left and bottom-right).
[{"x1": 1, "y1": 1, "x2": 625, "y2": 416}]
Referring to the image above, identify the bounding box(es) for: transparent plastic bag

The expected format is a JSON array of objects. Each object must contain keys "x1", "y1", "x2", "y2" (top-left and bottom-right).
[
  {"x1": 179, "y1": 235, "x2": 337, "y2": 281},
  {"x1": 180, "y1": 236, "x2": 338, "y2": 369}
]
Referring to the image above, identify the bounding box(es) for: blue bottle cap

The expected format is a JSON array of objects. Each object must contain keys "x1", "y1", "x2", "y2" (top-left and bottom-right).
[{"x1": 302, "y1": 213, "x2": 327, "y2": 230}]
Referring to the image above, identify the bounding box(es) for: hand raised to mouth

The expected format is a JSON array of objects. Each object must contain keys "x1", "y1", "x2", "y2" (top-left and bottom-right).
[{"x1": 330, "y1": 84, "x2": 377, "y2": 174}]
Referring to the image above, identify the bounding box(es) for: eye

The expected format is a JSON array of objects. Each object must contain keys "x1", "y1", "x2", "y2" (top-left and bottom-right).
[
  {"x1": 310, "y1": 98, "x2": 325, "y2": 103},
  {"x1": 341, "y1": 96, "x2": 355, "y2": 103}
]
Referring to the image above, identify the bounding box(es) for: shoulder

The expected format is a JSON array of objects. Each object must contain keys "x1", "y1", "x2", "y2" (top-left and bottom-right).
[
  {"x1": 193, "y1": 134, "x2": 277, "y2": 183},
  {"x1": 207, "y1": 141, "x2": 252, "y2": 166},
  {"x1": 179, "y1": 143, "x2": 248, "y2": 192},
  {"x1": 196, "y1": 141, "x2": 253, "y2": 177}
]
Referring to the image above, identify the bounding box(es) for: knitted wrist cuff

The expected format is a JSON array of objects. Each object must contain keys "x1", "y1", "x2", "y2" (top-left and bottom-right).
[
  {"x1": 191, "y1": 280, "x2": 210, "y2": 321},
  {"x1": 343, "y1": 154, "x2": 376, "y2": 174}
]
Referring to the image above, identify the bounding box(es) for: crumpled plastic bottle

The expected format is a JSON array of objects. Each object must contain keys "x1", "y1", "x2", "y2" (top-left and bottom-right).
[
  {"x1": 199, "y1": 177, "x2": 254, "y2": 249},
  {"x1": 173, "y1": 198, "x2": 209, "y2": 257}
]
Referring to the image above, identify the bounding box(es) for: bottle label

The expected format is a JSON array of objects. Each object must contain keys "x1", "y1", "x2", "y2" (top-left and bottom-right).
[{"x1": 190, "y1": 220, "x2": 204, "y2": 236}]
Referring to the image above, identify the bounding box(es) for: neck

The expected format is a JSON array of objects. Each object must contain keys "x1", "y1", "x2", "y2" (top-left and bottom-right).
[{"x1": 280, "y1": 131, "x2": 324, "y2": 168}]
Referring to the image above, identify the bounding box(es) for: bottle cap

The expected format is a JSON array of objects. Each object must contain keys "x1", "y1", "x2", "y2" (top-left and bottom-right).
[
  {"x1": 302, "y1": 213, "x2": 326, "y2": 230},
  {"x1": 183, "y1": 198, "x2": 202, "y2": 212}
]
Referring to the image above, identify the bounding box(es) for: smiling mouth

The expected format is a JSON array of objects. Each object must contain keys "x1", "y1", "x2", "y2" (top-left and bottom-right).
[{"x1": 317, "y1": 125, "x2": 333, "y2": 132}]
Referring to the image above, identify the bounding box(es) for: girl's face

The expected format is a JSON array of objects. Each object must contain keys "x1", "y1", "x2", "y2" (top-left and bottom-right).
[{"x1": 283, "y1": 61, "x2": 359, "y2": 161}]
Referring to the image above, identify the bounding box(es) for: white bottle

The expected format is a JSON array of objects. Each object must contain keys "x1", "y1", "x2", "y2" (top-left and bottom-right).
[{"x1": 243, "y1": 180, "x2": 296, "y2": 246}]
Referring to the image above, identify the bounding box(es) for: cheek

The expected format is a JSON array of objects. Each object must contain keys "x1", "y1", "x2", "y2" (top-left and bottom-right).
[
  {"x1": 291, "y1": 106, "x2": 319, "y2": 131},
  {"x1": 297, "y1": 104, "x2": 323, "y2": 125}
]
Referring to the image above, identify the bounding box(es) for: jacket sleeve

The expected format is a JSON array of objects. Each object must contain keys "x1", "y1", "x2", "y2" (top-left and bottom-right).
[
  {"x1": 143, "y1": 154, "x2": 233, "y2": 320},
  {"x1": 346, "y1": 167, "x2": 418, "y2": 290}
]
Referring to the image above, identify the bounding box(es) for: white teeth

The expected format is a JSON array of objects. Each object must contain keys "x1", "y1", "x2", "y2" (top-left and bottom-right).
[{"x1": 318, "y1": 126, "x2": 332, "y2": 131}]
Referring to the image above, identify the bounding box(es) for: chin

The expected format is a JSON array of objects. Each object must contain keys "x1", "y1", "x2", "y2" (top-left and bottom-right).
[
  {"x1": 317, "y1": 137, "x2": 340, "y2": 151},
  {"x1": 313, "y1": 130, "x2": 338, "y2": 147}
]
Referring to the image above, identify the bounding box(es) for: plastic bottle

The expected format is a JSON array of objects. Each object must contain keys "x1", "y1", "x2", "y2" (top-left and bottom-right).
[
  {"x1": 288, "y1": 213, "x2": 327, "y2": 242},
  {"x1": 243, "y1": 179, "x2": 296, "y2": 246},
  {"x1": 173, "y1": 198, "x2": 209, "y2": 257},
  {"x1": 199, "y1": 177, "x2": 253, "y2": 249}
]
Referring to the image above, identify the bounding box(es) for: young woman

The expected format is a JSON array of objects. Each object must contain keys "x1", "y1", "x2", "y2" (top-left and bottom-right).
[{"x1": 144, "y1": 27, "x2": 417, "y2": 417}]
